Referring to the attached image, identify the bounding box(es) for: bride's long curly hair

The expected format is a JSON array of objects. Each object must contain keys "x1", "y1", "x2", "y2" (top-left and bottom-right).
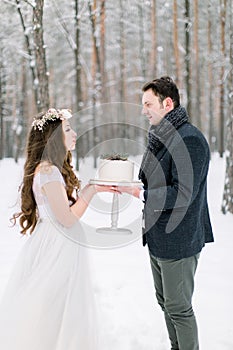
[{"x1": 12, "y1": 111, "x2": 80, "y2": 235}]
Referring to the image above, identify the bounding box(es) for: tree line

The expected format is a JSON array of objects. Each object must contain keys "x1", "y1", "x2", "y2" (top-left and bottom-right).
[{"x1": 0, "y1": 0, "x2": 233, "y2": 213}]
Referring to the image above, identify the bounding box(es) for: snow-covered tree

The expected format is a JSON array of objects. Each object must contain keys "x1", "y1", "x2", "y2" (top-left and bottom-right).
[
  {"x1": 16, "y1": 0, "x2": 49, "y2": 111},
  {"x1": 222, "y1": 0, "x2": 233, "y2": 214},
  {"x1": 0, "y1": 0, "x2": 232, "y2": 162}
]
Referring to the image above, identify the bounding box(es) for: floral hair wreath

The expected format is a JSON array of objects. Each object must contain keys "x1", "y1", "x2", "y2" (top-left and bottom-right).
[{"x1": 32, "y1": 108, "x2": 72, "y2": 131}]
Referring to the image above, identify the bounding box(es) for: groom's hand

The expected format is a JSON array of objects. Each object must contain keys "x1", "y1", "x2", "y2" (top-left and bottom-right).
[{"x1": 116, "y1": 186, "x2": 140, "y2": 198}]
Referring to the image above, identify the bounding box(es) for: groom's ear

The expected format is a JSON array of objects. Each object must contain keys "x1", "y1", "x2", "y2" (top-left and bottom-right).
[{"x1": 163, "y1": 97, "x2": 174, "y2": 111}]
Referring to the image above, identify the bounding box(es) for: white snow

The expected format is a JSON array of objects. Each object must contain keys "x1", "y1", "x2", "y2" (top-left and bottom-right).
[{"x1": 0, "y1": 153, "x2": 232, "y2": 349}]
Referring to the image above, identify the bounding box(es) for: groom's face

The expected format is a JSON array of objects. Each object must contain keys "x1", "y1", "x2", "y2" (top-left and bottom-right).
[{"x1": 142, "y1": 89, "x2": 168, "y2": 126}]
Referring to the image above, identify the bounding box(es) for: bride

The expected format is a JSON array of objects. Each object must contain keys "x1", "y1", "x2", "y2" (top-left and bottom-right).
[{"x1": 0, "y1": 108, "x2": 116, "y2": 349}]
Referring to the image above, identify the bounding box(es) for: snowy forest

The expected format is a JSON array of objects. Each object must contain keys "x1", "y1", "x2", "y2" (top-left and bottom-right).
[{"x1": 0, "y1": 0, "x2": 233, "y2": 213}]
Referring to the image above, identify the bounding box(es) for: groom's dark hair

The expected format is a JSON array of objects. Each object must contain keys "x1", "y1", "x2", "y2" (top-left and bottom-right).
[{"x1": 142, "y1": 76, "x2": 180, "y2": 108}]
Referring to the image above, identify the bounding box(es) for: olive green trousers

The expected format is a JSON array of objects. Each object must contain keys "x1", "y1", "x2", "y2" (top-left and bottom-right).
[{"x1": 149, "y1": 253, "x2": 200, "y2": 350}]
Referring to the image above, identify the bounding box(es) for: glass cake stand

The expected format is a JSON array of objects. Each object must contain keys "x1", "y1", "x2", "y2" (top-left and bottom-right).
[{"x1": 89, "y1": 179, "x2": 142, "y2": 234}]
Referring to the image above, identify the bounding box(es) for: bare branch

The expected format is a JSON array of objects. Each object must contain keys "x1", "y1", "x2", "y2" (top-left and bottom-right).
[
  {"x1": 21, "y1": 0, "x2": 35, "y2": 7},
  {"x1": 51, "y1": 0, "x2": 76, "y2": 51},
  {"x1": 2, "y1": 0, "x2": 17, "y2": 7}
]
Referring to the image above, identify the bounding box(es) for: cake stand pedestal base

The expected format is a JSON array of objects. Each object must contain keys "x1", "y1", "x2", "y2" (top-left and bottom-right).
[
  {"x1": 96, "y1": 227, "x2": 132, "y2": 235},
  {"x1": 97, "y1": 192, "x2": 132, "y2": 235},
  {"x1": 89, "y1": 180, "x2": 142, "y2": 235}
]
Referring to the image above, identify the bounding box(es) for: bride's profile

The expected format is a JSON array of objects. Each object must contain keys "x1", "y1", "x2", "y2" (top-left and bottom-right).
[{"x1": 0, "y1": 108, "x2": 116, "y2": 350}]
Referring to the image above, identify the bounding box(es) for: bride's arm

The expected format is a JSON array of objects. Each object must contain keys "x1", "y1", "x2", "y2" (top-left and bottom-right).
[{"x1": 42, "y1": 182, "x2": 116, "y2": 227}]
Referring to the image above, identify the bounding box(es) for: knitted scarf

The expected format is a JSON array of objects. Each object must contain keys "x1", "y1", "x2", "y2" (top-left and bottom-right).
[{"x1": 139, "y1": 105, "x2": 189, "y2": 186}]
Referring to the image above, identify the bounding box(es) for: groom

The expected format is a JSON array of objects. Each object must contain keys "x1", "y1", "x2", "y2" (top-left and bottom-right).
[{"x1": 118, "y1": 76, "x2": 214, "y2": 350}]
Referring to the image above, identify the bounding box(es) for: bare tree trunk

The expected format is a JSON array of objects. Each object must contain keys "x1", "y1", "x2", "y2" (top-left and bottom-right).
[
  {"x1": 0, "y1": 51, "x2": 5, "y2": 160},
  {"x1": 119, "y1": 0, "x2": 126, "y2": 104},
  {"x1": 74, "y1": 0, "x2": 82, "y2": 111},
  {"x1": 207, "y1": 2, "x2": 215, "y2": 152},
  {"x1": 33, "y1": 0, "x2": 49, "y2": 112},
  {"x1": 138, "y1": 4, "x2": 146, "y2": 81},
  {"x1": 14, "y1": 58, "x2": 26, "y2": 163},
  {"x1": 184, "y1": 0, "x2": 192, "y2": 119},
  {"x1": 173, "y1": 0, "x2": 181, "y2": 86},
  {"x1": 219, "y1": 0, "x2": 227, "y2": 157},
  {"x1": 15, "y1": 0, "x2": 39, "y2": 111},
  {"x1": 150, "y1": 0, "x2": 157, "y2": 78},
  {"x1": 88, "y1": 0, "x2": 102, "y2": 168},
  {"x1": 100, "y1": 0, "x2": 106, "y2": 102},
  {"x1": 88, "y1": 0, "x2": 101, "y2": 89},
  {"x1": 222, "y1": 0, "x2": 233, "y2": 214},
  {"x1": 118, "y1": 0, "x2": 127, "y2": 147},
  {"x1": 74, "y1": 0, "x2": 82, "y2": 170},
  {"x1": 193, "y1": 0, "x2": 202, "y2": 129}
]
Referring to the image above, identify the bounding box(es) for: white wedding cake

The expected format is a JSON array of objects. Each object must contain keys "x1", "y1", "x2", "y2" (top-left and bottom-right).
[{"x1": 98, "y1": 159, "x2": 134, "y2": 182}]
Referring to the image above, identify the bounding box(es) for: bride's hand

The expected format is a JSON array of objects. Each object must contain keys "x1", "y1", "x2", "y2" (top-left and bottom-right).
[
  {"x1": 78, "y1": 185, "x2": 121, "y2": 205},
  {"x1": 83, "y1": 184, "x2": 121, "y2": 196},
  {"x1": 92, "y1": 184, "x2": 121, "y2": 194}
]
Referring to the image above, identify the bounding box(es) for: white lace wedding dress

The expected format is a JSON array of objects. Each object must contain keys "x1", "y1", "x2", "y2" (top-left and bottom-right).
[{"x1": 0, "y1": 166, "x2": 99, "y2": 349}]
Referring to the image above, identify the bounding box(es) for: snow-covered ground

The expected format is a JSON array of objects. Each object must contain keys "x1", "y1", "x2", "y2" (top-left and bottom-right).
[{"x1": 0, "y1": 153, "x2": 233, "y2": 349}]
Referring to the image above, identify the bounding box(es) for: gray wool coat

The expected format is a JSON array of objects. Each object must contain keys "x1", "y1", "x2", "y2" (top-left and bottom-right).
[{"x1": 142, "y1": 122, "x2": 214, "y2": 259}]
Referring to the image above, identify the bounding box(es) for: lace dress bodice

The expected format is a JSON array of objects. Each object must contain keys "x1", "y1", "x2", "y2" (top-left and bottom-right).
[{"x1": 32, "y1": 165, "x2": 65, "y2": 219}]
